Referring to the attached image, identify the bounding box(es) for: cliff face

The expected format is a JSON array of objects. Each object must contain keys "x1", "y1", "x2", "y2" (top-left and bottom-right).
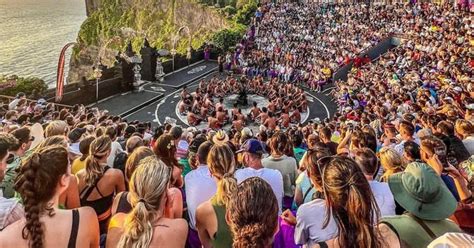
[{"x1": 68, "y1": 0, "x2": 230, "y2": 84}]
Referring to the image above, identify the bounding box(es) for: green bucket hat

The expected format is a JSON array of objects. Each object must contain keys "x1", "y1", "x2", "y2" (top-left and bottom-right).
[{"x1": 388, "y1": 162, "x2": 457, "y2": 221}]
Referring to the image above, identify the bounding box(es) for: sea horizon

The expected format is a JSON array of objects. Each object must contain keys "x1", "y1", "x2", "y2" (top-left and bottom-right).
[{"x1": 0, "y1": 0, "x2": 86, "y2": 88}]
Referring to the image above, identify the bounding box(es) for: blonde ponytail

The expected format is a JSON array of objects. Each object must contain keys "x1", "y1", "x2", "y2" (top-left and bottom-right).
[
  {"x1": 207, "y1": 144, "x2": 237, "y2": 206},
  {"x1": 118, "y1": 157, "x2": 171, "y2": 248},
  {"x1": 84, "y1": 136, "x2": 111, "y2": 186}
]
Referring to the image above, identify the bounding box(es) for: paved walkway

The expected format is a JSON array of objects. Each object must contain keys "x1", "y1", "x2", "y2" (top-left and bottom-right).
[{"x1": 93, "y1": 60, "x2": 218, "y2": 118}]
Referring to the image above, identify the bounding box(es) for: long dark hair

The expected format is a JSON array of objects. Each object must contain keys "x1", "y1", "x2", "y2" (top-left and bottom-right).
[
  {"x1": 14, "y1": 146, "x2": 69, "y2": 248},
  {"x1": 153, "y1": 134, "x2": 181, "y2": 169},
  {"x1": 321, "y1": 156, "x2": 381, "y2": 248}
]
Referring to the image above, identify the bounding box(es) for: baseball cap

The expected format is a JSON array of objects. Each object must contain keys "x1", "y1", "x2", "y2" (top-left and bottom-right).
[
  {"x1": 236, "y1": 139, "x2": 263, "y2": 154},
  {"x1": 68, "y1": 128, "x2": 86, "y2": 143}
]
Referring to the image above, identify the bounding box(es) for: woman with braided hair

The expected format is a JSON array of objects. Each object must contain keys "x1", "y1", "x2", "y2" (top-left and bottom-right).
[
  {"x1": 77, "y1": 136, "x2": 125, "y2": 234},
  {"x1": 196, "y1": 143, "x2": 237, "y2": 248},
  {"x1": 106, "y1": 157, "x2": 188, "y2": 248},
  {"x1": 0, "y1": 146, "x2": 99, "y2": 248},
  {"x1": 226, "y1": 177, "x2": 279, "y2": 248}
]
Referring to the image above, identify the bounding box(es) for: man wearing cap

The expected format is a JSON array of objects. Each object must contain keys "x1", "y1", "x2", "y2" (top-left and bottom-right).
[
  {"x1": 379, "y1": 162, "x2": 463, "y2": 247},
  {"x1": 184, "y1": 141, "x2": 216, "y2": 247},
  {"x1": 0, "y1": 133, "x2": 24, "y2": 230},
  {"x1": 68, "y1": 127, "x2": 87, "y2": 160},
  {"x1": 0, "y1": 127, "x2": 34, "y2": 198},
  {"x1": 235, "y1": 139, "x2": 284, "y2": 212}
]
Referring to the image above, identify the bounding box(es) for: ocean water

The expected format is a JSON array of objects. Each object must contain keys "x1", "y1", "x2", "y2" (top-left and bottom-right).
[{"x1": 0, "y1": 0, "x2": 86, "y2": 87}]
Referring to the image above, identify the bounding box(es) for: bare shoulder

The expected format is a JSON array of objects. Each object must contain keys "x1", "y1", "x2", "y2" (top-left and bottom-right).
[
  {"x1": 78, "y1": 206, "x2": 98, "y2": 220},
  {"x1": 196, "y1": 201, "x2": 213, "y2": 219},
  {"x1": 378, "y1": 223, "x2": 401, "y2": 248},
  {"x1": 107, "y1": 167, "x2": 124, "y2": 178}
]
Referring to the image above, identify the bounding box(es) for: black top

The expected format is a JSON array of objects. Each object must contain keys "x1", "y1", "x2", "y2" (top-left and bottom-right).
[
  {"x1": 116, "y1": 192, "x2": 132, "y2": 214},
  {"x1": 80, "y1": 166, "x2": 114, "y2": 234},
  {"x1": 67, "y1": 209, "x2": 79, "y2": 248}
]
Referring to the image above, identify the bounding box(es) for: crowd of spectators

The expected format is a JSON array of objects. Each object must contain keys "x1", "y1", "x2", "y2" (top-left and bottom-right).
[{"x1": 0, "y1": 1, "x2": 473, "y2": 248}]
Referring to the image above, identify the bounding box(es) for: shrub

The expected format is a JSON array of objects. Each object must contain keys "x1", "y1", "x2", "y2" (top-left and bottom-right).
[
  {"x1": 0, "y1": 75, "x2": 48, "y2": 97},
  {"x1": 212, "y1": 28, "x2": 244, "y2": 52},
  {"x1": 233, "y1": 0, "x2": 258, "y2": 25},
  {"x1": 223, "y1": 6, "x2": 237, "y2": 16}
]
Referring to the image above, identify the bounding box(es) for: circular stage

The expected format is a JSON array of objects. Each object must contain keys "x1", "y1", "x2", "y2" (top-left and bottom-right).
[
  {"x1": 153, "y1": 72, "x2": 337, "y2": 129},
  {"x1": 174, "y1": 93, "x2": 310, "y2": 131}
]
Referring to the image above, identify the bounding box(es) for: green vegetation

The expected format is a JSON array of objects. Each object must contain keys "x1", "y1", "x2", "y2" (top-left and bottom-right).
[
  {"x1": 70, "y1": 0, "x2": 258, "y2": 82},
  {"x1": 0, "y1": 75, "x2": 48, "y2": 97},
  {"x1": 76, "y1": 0, "x2": 258, "y2": 55}
]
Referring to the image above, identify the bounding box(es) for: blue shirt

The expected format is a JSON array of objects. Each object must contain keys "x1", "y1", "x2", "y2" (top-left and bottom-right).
[{"x1": 441, "y1": 174, "x2": 460, "y2": 201}]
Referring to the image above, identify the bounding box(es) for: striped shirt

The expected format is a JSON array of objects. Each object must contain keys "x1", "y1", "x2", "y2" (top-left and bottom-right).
[{"x1": 0, "y1": 195, "x2": 24, "y2": 230}]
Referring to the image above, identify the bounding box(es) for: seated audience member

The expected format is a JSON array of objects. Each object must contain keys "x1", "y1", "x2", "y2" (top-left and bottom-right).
[
  {"x1": 294, "y1": 142, "x2": 331, "y2": 207},
  {"x1": 455, "y1": 119, "x2": 474, "y2": 155},
  {"x1": 0, "y1": 146, "x2": 99, "y2": 247},
  {"x1": 71, "y1": 136, "x2": 95, "y2": 175},
  {"x1": 33, "y1": 136, "x2": 81, "y2": 209},
  {"x1": 184, "y1": 141, "x2": 216, "y2": 244},
  {"x1": 227, "y1": 177, "x2": 279, "y2": 248},
  {"x1": 420, "y1": 136, "x2": 472, "y2": 202},
  {"x1": 263, "y1": 132, "x2": 298, "y2": 210},
  {"x1": 196, "y1": 144, "x2": 237, "y2": 248},
  {"x1": 77, "y1": 136, "x2": 126, "y2": 234},
  {"x1": 110, "y1": 146, "x2": 182, "y2": 219},
  {"x1": 0, "y1": 127, "x2": 34, "y2": 198},
  {"x1": 378, "y1": 147, "x2": 406, "y2": 182},
  {"x1": 235, "y1": 139, "x2": 284, "y2": 212},
  {"x1": 107, "y1": 157, "x2": 188, "y2": 248},
  {"x1": 0, "y1": 134, "x2": 23, "y2": 231},
  {"x1": 154, "y1": 134, "x2": 184, "y2": 188},
  {"x1": 380, "y1": 162, "x2": 463, "y2": 247},
  {"x1": 292, "y1": 156, "x2": 395, "y2": 247},
  {"x1": 353, "y1": 148, "x2": 396, "y2": 216}
]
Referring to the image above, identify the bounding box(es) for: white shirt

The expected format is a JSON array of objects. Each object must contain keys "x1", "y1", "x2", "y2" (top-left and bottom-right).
[
  {"x1": 184, "y1": 165, "x2": 216, "y2": 230},
  {"x1": 369, "y1": 180, "x2": 396, "y2": 217},
  {"x1": 107, "y1": 141, "x2": 124, "y2": 167},
  {"x1": 235, "y1": 167, "x2": 284, "y2": 212},
  {"x1": 295, "y1": 198, "x2": 338, "y2": 247}
]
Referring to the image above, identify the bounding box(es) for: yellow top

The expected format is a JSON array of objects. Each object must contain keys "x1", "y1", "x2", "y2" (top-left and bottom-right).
[{"x1": 72, "y1": 157, "x2": 87, "y2": 175}]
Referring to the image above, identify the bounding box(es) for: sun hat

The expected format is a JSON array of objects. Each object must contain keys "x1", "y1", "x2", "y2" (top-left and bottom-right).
[
  {"x1": 212, "y1": 130, "x2": 229, "y2": 146},
  {"x1": 236, "y1": 139, "x2": 264, "y2": 155},
  {"x1": 388, "y1": 162, "x2": 457, "y2": 221},
  {"x1": 29, "y1": 123, "x2": 44, "y2": 150}
]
